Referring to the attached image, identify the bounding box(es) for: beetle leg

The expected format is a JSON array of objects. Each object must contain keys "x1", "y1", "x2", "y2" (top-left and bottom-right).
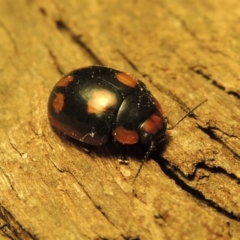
[
  {"x1": 112, "y1": 138, "x2": 129, "y2": 164},
  {"x1": 118, "y1": 156, "x2": 129, "y2": 164},
  {"x1": 117, "y1": 144, "x2": 128, "y2": 164},
  {"x1": 80, "y1": 143, "x2": 95, "y2": 158},
  {"x1": 82, "y1": 145, "x2": 91, "y2": 153},
  {"x1": 132, "y1": 141, "x2": 155, "y2": 184}
]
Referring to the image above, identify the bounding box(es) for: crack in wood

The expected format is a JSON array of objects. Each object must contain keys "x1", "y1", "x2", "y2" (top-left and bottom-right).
[
  {"x1": 197, "y1": 125, "x2": 240, "y2": 160},
  {"x1": 47, "y1": 48, "x2": 65, "y2": 75},
  {"x1": 38, "y1": 7, "x2": 47, "y2": 16},
  {"x1": 190, "y1": 67, "x2": 225, "y2": 89},
  {"x1": 153, "y1": 155, "x2": 240, "y2": 221},
  {"x1": 116, "y1": 50, "x2": 139, "y2": 72},
  {"x1": 55, "y1": 19, "x2": 103, "y2": 65},
  {"x1": 190, "y1": 66, "x2": 240, "y2": 99},
  {"x1": 0, "y1": 206, "x2": 38, "y2": 240}
]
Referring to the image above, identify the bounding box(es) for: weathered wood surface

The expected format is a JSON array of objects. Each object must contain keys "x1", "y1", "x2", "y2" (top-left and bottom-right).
[{"x1": 0, "y1": 0, "x2": 240, "y2": 239}]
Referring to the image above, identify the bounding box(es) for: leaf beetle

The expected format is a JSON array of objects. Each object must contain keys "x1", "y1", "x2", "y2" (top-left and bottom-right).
[{"x1": 48, "y1": 66, "x2": 206, "y2": 182}]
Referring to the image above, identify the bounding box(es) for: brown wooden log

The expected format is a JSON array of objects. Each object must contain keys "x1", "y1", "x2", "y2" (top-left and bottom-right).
[{"x1": 0, "y1": 0, "x2": 240, "y2": 239}]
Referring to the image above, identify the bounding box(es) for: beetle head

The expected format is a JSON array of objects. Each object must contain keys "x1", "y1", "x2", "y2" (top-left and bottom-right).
[{"x1": 138, "y1": 113, "x2": 167, "y2": 146}]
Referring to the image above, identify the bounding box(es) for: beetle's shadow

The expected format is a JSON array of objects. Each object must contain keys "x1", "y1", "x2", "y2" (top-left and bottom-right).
[
  {"x1": 69, "y1": 137, "x2": 154, "y2": 162},
  {"x1": 75, "y1": 134, "x2": 170, "y2": 163},
  {"x1": 51, "y1": 126, "x2": 169, "y2": 162}
]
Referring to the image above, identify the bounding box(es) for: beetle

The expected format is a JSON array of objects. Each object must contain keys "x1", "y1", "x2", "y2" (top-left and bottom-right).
[
  {"x1": 48, "y1": 66, "x2": 166, "y2": 159},
  {"x1": 48, "y1": 66, "x2": 206, "y2": 183}
]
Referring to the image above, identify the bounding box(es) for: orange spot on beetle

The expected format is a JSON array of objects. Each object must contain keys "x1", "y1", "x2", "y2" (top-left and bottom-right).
[
  {"x1": 116, "y1": 72, "x2": 138, "y2": 88},
  {"x1": 53, "y1": 93, "x2": 65, "y2": 113},
  {"x1": 56, "y1": 75, "x2": 74, "y2": 87},
  {"x1": 87, "y1": 89, "x2": 118, "y2": 114},
  {"x1": 112, "y1": 126, "x2": 139, "y2": 144},
  {"x1": 141, "y1": 114, "x2": 163, "y2": 134}
]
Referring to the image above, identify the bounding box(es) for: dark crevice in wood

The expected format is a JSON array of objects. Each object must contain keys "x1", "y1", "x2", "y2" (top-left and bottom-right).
[
  {"x1": 197, "y1": 125, "x2": 240, "y2": 160},
  {"x1": 55, "y1": 19, "x2": 67, "y2": 31},
  {"x1": 71, "y1": 34, "x2": 103, "y2": 65},
  {"x1": 0, "y1": 206, "x2": 38, "y2": 240},
  {"x1": 168, "y1": 159, "x2": 240, "y2": 184},
  {"x1": 38, "y1": 7, "x2": 47, "y2": 16},
  {"x1": 55, "y1": 19, "x2": 103, "y2": 65},
  {"x1": 153, "y1": 154, "x2": 240, "y2": 221},
  {"x1": 95, "y1": 205, "x2": 121, "y2": 233},
  {"x1": 210, "y1": 79, "x2": 225, "y2": 90},
  {"x1": 190, "y1": 66, "x2": 240, "y2": 99},
  {"x1": 116, "y1": 49, "x2": 139, "y2": 72},
  {"x1": 47, "y1": 48, "x2": 65, "y2": 75},
  {"x1": 228, "y1": 90, "x2": 240, "y2": 99},
  {"x1": 193, "y1": 162, "x2": 240, "y2": 182},
  {"x1": 192, "y1": 67, "x2": 225, "y2": 90},
  {"x1": 158, "y1": 154, "x2": 239, "y2": 184},
  {"x1": 122, "y1": 237, "x2": 140, "y2": 240}
]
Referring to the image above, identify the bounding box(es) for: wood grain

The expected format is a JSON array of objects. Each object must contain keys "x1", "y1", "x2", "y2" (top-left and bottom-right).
[{"x1": 0, "y1": 0, "x2": 240, "y2": 239}]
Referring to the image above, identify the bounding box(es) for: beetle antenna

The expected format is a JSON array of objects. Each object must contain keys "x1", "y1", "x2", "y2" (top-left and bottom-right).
[
  {"x1": 167, "y1": 99, "x2": 207, "y2": 130},
  {"x1": 132, "y1": 141, "x2": 155, "y2": 185}
]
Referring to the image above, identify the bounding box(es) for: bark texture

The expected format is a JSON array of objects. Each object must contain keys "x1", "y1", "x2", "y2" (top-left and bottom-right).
[{"x1": 0, "y1": 0, "x2": 240, "y2": 239}]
